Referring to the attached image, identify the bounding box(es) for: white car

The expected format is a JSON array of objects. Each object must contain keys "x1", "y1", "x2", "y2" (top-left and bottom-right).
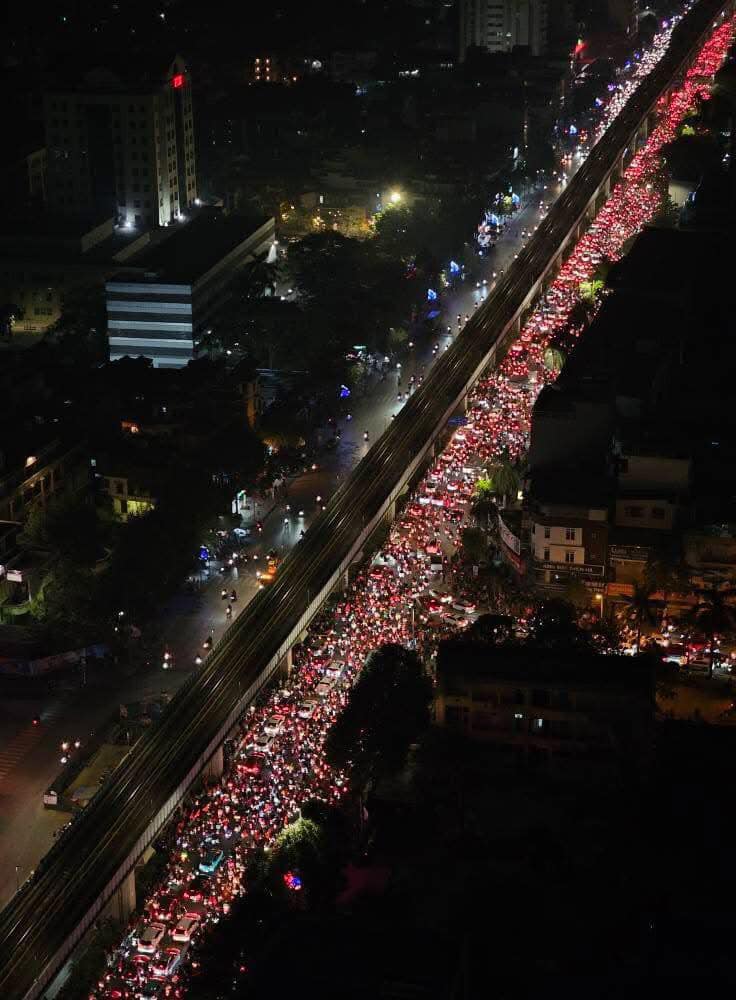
[
  {"x1": 325, "y1": 660, "x2": 345, "y2": 680},
  {"x1": 172, "y1": 914, "x2": 200, "y2": 943},
  {"x1": 263, "y1": 715, "x2": 284, "y2": 737},
  {"x1": 253, "y1": 731, "x2": 275, "y2": 750},
  {"x1": 137, "y1": 922, "x2": 166, "y2": 954},
  {"x1": 298, "y1": 699, "x2": 318, "y2": 720},
  {"x1": 151, "y1": 945, "x2": 186, "y2": 977}
]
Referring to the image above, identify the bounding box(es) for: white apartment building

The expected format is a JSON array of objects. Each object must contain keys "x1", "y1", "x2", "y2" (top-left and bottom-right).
[
  {"x1": 44, "y1": 55, "x2": 197, "y2": 229},
  {"x1": 459, "y1": 0, "x2": 548, "y2": 60}
]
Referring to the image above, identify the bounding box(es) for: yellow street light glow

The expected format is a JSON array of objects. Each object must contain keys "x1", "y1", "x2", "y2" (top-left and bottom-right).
[{"x1": 389, "y1": 190, "x2": 402, "y2": 204}]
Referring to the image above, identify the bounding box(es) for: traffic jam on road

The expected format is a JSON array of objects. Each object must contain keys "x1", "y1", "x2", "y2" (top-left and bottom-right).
[{"x1": 91, "y1": 14, "x2": 735, "y2": 1000}]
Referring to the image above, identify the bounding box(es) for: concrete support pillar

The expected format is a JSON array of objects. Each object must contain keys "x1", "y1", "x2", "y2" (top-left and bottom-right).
[
  {"x1": 275, "y1": 646, "x2": 294, "y2": 681},
  {"x1": 105, "y1": 869, "x2": 136, "y2": 924},
  {"x1": 203, "y1": 744, "x2": 224, "y2": 782}
]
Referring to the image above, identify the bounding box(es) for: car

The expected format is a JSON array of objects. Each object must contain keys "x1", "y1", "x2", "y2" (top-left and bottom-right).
[
  {"x1": 238, "y1": 752, "x2": 266, "y2": 776},
  {"x1": 315, "y1": 678, "x2": 334, "y2": 698},
  {"x1": 138, "y1": 977, "x2": 169, "y2": 999},
  {"x1": 183, "y1": 879, "x2": 207, "y2": 903},
  {"x1": 137, "y1": 922, "x2": 166, "y2": 954},
  {"x1": 172, "y1": 913, "x2": 200, "y2": 943},
  {"x1": 147, "y1": 893, "x2": 180, "y2": 924},
  {"x1": 325, "y1": 660, "x2": 345, "y2": 680},
  {"x1": 687, "y1": 658, "x2": 710, "y2": 673},
  {"x1": 263, "y1": 715, "x2": 284, "y2": 737},
  {"x1": 198, "y1": 849, "x2": 224, "y2": 874},
  {"x1": 453, "y1": 598, "x2": 477, "y2": 614},
  {"x1": 253, "y1": 730, "x2": 275, "y2": 750},
  {"x1": 445, "y1": 612, "x2": 470, "y2": 629},
  {"x1": 151, "y1": 945, "x2": 186, "y2": 977},
  {"x1": 428, "y1": 589, "x2": 453, "y2": 603},
  {"x1": 661, "y1": 642, "x2": 686, "y2": 666},
  {"x1": 298, "y1": 698, "x2": 318, "y2": 719}
]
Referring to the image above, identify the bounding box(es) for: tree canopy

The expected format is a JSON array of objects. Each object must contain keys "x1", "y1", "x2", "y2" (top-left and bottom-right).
[
  {"x1": 20, "y1": 493, "x2": 105, "y2": 567},
  {"x1": 325, "y1": 643, "x2": 433, "y2": 789}
]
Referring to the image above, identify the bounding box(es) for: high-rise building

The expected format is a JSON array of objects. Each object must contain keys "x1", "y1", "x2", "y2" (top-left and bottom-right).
[
  {"x1": 44, "y1": 55, "x2": 197, "y2": 229},
  {"x1": 459, "y1": 0, "x2": 548, "y2": 60},
  {"x1": 607, "y1": 0, "x2": 638, "y2": 37}
]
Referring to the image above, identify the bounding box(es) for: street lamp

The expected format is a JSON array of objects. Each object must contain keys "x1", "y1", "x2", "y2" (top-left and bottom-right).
[
  {"x1": 389, "y1": 190, "x2": 402, "y2": 205},
  {"x1": 595, "y1": 592, "x2": 605, "y2": 618}
]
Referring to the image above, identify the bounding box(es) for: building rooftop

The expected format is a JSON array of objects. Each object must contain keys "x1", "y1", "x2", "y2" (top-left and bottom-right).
[
  {"x1": 108, "y1": 211, "x2": 271, "y2": 286},
  {"x1": 531, "y1": 471, "x2": 613, "y2": 508},
  {"x1": 557, "y1": 295, "x2": 683, "y2": 398},
  {"x1": 45, "y1": 51, "x2": 188, "y2": 96},
  {"x1": 0, "y1": 213, "x2": 158, "y2": 264},
  {"x1": 437, "y1": 642, "x2": 653, "y2": 691},
  {"x1": 606, "y1": 226, "x2": 729, "y2": 304}
]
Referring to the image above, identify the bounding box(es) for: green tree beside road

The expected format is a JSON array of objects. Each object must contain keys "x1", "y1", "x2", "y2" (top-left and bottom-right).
[{"x1": 20, "y1": 493, "x2": 106, "y2": 567}]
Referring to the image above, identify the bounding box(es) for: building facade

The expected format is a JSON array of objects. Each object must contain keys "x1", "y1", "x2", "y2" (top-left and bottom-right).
[
  {"x1": 0, "y1": 216, "x2": 151, "y2": 336},
  {"x1": 435, "y1": 642, "x2": 653, "y2": 775},
  {"x1": 459, "y1": 0, "x2": 548, "y2": 60},
  {"x1": 106, "y1": 212, "x2": 275, "y2": 368},
  {"x1": 607, "y1": 0, "x2": 638, "y2": 36},
  {"x1": 0, "y1": 440, "x2": 89, "y2": 571},
  {"x1": 44, "y1": 55, "x2": 197, "y2": 228},
  {"x1": 530, "y1": 495, "x2": 609, "y2": 590}
]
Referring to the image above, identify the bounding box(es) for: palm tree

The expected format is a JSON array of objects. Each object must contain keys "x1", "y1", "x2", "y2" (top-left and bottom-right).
[
  {"x1": 644, "y1": 552, "x2": 690, "y2": 624},
  {"x1": 471, "y1": 477, "x2": 497, "y2": 528},
  {"x1": 493, "y1": 457, "x2": 521, "y2": 507},
  {"x1": 685, "y1": 584, "x2": 736, "y2": 679},
  {"x1": 618, "y1": 584, "x2": 658, "y2": 653}
]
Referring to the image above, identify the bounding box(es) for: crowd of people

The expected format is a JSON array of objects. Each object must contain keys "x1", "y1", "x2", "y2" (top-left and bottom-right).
[{"x1": 90, "y1": 14, "x2": 736, "y2": 999}]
